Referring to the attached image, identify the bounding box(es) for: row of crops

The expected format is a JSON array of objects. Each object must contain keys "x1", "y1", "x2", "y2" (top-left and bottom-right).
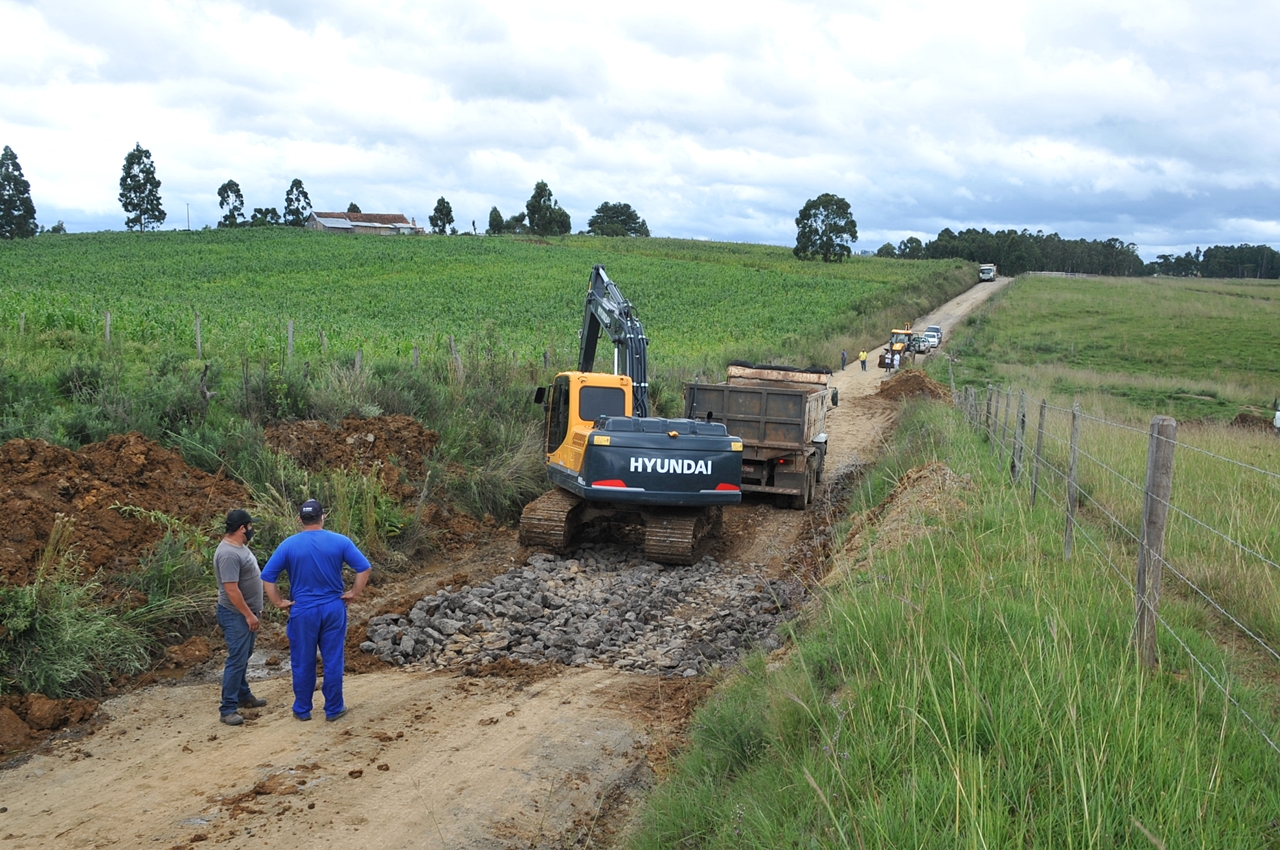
[{"x1": 0, "y1": 229, "x2": 973, "y2": 367}]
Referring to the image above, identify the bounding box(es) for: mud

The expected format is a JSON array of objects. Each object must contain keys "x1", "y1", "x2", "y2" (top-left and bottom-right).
[
  {"x1": 0, "y1": 433, "x2": 248, "y2": 585},
  {"x1": 264, "y1": 414, "x2": 439, "y2": 499}
]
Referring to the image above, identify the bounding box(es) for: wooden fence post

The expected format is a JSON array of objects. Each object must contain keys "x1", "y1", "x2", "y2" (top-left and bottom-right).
[
  {"x1": 1135, "y1": 415, "x2": 1178, "y2": 668},
  {"x1": 1064, "y1": 401, "x2": 1081, "y2": 559},
  {"x1": 321, "y1": 330, "x2": 328, "y2": 353},
  {"x1": 1012, "y1": 390, "x2": 1027, "y2": 482},
  {"x1": 104, "y1": 311, "x2": 111, "y2": 347},
  {"x1": 287, "y1": 320, "x2": 294, "y2": 359},
  {"x1": 195, "y1": 311, "x2": 202, "y2": 359},
  {"x1": 948, "y1": 356, "x2": 957, "y2": 406},
  {"x1": 354, "y1": 349, "x2": 363, "y2": 373},
  {"x1": 1030, "y1": 399, "x2": 1046, "y2": 507},
  {"x1": 998, "y1": 386, "x2": 1008, "y2": 450},
  {"x1": 18, "y1": 312, "x2": 24, "y2": 335},
  {"x1": 989, "y1": 385, "x2": 999, "y2": 455},
  {"x1": 199, "y1": 362, "x2": 216, "y2": 408},
  {"x1": 412, "y1": 346, "x2": 420, "y2": 369}
]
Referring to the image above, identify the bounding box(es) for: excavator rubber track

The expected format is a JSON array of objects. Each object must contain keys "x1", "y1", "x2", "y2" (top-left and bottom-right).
[
  {"x1": 518, "y1": 488, "x2": 585, "y2": 554},
  {"x1": 642, "y1": 506, "x2": 722, "y2": 565}
]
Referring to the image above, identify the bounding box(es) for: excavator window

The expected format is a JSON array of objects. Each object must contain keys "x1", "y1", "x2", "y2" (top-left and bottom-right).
[
  {"x1": 579, "y1": 386, "x2": 625, "y2": 422},
  {"x1": 547, "y1": 376, "x2": 570, "y2": 453}
]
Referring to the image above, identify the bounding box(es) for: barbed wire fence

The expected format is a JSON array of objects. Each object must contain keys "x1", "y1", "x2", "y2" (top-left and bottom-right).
[{"x1": 951, "y1": 378, "x2": 1280, "y2": 754}]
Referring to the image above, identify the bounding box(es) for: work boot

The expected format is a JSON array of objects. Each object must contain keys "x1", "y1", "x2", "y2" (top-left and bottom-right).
[
  {"x1": 239, "y1": 696, "x2": 267, "y2": 709},
  {"x1": 219, "y1": 712, "x2": 245, "y2": 726}
]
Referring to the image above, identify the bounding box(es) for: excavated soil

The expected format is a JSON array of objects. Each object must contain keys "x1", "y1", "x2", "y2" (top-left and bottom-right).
[
  {"x1": 877, "y1": 368, "x2": 952, "y2": 401},
  {"x1": 826, "y1": 460, "x2": 976, "y2": 584},
  {"x1": 264, "y1": 414, "x2": 439, "y2": 499},
  {"x1": 0, "y1": 433, "x2": 248, "y2": 585},
  {"x1": 1230, "y1": 411, "x2": 1276, "y2": 431}
]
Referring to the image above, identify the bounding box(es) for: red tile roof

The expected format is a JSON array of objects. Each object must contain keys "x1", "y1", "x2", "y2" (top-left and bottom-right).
[{"x1": 313, "y1": 212, "x2": 411, "y2": 225}]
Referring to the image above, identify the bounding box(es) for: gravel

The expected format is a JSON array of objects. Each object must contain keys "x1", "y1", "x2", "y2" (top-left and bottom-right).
[{"x1": 361, "y1": 544, "x2": 806, "y2": 676}]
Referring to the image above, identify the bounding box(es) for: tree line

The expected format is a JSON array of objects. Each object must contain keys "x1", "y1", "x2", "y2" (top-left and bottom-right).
[{"x1": 0, "y1": 143, "x2": 653, "y2": 240}]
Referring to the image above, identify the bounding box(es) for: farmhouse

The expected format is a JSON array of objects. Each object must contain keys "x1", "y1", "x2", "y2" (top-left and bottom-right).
[{"x1": 305, "y1": 211, "x2": 424, "y2": 235}]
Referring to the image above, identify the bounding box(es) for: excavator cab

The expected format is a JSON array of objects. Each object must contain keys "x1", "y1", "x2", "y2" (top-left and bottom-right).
[{"x1": 538, "y1": 371, "x2": 633, "y2": 465}]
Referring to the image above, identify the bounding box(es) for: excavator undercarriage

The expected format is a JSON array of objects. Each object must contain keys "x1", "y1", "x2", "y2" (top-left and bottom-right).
[{"x1": 519, "y1": 489, "x2": 722, "y2": 565}]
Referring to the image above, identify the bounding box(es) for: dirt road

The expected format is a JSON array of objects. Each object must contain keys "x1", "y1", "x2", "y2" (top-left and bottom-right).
[{"x1": 0, "y1": 277, "x2": 1007, "y2": 850}]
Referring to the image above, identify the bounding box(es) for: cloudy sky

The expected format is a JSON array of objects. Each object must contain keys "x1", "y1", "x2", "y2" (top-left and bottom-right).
[{"x1": 2, "y1": 0, "x2": 1276, "y2": 257}]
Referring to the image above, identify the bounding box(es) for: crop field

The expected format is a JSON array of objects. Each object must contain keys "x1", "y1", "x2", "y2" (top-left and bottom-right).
[
  {"x1": 942, "y1": 273, "x2": 1280, "y2": 421},
  {"x1": 0, "y1": 228, "x2": 972, "y2": 368}
]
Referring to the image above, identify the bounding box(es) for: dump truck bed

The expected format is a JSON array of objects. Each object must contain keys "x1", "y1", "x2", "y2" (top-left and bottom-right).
[{"x1": 683, "y1": 366, "x2": 831, "y2": 508}]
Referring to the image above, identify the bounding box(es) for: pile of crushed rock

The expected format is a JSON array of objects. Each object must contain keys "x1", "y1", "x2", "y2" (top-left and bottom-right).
[{"x1": 361, "y1": 546, "x2": 806, "y2": 677}]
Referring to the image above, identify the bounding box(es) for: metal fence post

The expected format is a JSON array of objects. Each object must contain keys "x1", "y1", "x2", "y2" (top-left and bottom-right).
[
  {"x1": 1135, "y1": 416, "x2": 1178, "y2": 668},
  {"x1": 1064, "y1": 401, "x2": 1081, "y2": 560},
  {"x1": 1030, "y1": 399, "x2": 1046, "y2": 507}
]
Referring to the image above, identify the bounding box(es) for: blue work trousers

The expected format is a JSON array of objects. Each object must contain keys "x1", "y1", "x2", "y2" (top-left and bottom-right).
[
  {"x1": 286, "y1": 598, "x2": 348, "y2": 719},
  {"x1": 216, "y1": 604, "x2": 259, "y2": 716}
]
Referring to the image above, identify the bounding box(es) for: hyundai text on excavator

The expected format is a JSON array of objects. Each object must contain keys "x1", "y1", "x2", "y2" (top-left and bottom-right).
[{"x1": 518, "y1": 265, "x2": 743, "y2": 564}]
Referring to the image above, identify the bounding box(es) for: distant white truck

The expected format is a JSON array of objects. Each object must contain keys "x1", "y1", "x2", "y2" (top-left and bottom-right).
[{"x1": 979, "y1": 264, "x2": 997, "y2": 282}]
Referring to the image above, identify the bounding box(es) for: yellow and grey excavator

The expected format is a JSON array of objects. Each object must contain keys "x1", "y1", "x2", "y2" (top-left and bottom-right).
[{"x1": 518, "y1": 265, "x2": 742, "y2": 563}]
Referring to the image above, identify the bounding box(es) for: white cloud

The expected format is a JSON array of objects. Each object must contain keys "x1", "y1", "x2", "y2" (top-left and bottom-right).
[{"x1": 0, "y1": 0, "x2": 1275, "y2": 254}]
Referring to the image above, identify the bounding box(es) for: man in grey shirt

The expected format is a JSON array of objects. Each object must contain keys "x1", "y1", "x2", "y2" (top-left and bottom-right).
[{"x1": 215, "y1": 509, "x2": 266, "y2": 726}]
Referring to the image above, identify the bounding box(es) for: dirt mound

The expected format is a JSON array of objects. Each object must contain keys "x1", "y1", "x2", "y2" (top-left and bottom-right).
[
  {"x1": 1230, "y1": 411, "x2": 1275, "y2": 431},
  {"x1": 0, "y1": 692, "x2": 99, "y2": 753},
  {"x1": 877, "y1": 369, "x2": 951, "y2": 401},
  {"x1": 0, "y1": 433, "x2": 249, "y2": 585},
  {"x1": 827, "y1": 461, "x2": 975, "y2": 583},
  {"x1": 264, "y1": 414, "x2": 439, "y2": 499}
]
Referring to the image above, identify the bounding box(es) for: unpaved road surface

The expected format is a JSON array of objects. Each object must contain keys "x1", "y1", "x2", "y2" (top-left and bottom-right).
[{"x1": 0, "y1": 278, "x2": 1005, "y2": 850}]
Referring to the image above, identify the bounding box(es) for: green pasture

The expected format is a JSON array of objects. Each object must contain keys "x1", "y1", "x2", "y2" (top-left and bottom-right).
[
  {"x1": 0, "y1": 228, "x2": 970, "y2": 368},
  {"x1": 943, "y1": 274, "x2": 1280, "y2": 421},
  {"x1": 630, "y1": 402, "x2": 1280, "y2": 848}
]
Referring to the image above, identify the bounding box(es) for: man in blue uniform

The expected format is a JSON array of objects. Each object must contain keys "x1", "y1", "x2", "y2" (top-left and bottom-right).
[{"x1": 262, "y1": 499, "x2": 371, "y2": 722}]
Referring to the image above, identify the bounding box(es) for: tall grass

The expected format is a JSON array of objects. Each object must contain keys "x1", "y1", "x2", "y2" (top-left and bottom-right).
[
  {"x1": 0, "y1": 516, "x2": 155, "y2": 698},
  {"x1": 629, "y1": 403, "x2": 1280, "y2": 847}
]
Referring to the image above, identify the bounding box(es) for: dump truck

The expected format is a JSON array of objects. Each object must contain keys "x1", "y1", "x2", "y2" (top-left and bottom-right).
[
  {"x1": 979, "y1": 263, "x2": 997, "y2": 281},
  {"x1": 519, "y1": 265, "x2": 743, "y2": 564},
  {"x1": 684, "y1": 364, "x2": 834, "y2": 510}
]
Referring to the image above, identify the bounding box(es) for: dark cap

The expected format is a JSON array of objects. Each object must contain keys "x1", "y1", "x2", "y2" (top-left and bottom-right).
[
  {"x1": 299, "y1": 499, "x2": 325, "y2": 521},
  {"x1": 225, "y1": 509, "x2": 258, "y2": 532}
]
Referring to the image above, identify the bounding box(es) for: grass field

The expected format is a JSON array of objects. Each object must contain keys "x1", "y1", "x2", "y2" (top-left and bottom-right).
[
  {"x1": 629, "y1": 403, "x2": 1280, "y2": 848},
  {"x1": 942, "y1": 274, "x2": 1280, "y2": 421},
  {"x1": 0, "y1": 228, "x2": 971, "y2": 369}
]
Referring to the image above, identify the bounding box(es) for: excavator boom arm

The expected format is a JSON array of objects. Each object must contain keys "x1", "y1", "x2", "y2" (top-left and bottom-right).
[{"x1": 578, "y1": 264, "x2": 650, "y2": 416}]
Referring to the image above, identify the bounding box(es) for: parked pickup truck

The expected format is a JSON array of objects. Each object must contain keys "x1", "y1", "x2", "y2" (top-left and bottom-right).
[{"x1": 684, "y1": 364, "x2": 834, "y2": 510}]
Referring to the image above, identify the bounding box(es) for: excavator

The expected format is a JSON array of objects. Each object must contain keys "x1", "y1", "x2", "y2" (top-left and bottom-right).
[{"x1": 518, "y1": 265, "x2": 743, "y2": 564}]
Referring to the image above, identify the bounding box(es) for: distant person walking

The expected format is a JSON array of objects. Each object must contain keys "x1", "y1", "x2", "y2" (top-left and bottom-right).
[
  {"x1": 215, "y1": 509, "x2": 267, "y2": 726},
  {"x1": 859, "y1": 350, "x2": 868, "y2": 371},
  {"x1": 840, "y1": 349, "x2": 847, "y2": 371},
  {"x1": 263, "y1": 499, "x2": 372, "y2": 722}
]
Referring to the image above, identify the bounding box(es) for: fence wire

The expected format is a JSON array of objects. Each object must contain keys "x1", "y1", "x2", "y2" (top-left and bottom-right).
[{"x1": 965, "y1": 384, "x2": 1280, "y2": 757}]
